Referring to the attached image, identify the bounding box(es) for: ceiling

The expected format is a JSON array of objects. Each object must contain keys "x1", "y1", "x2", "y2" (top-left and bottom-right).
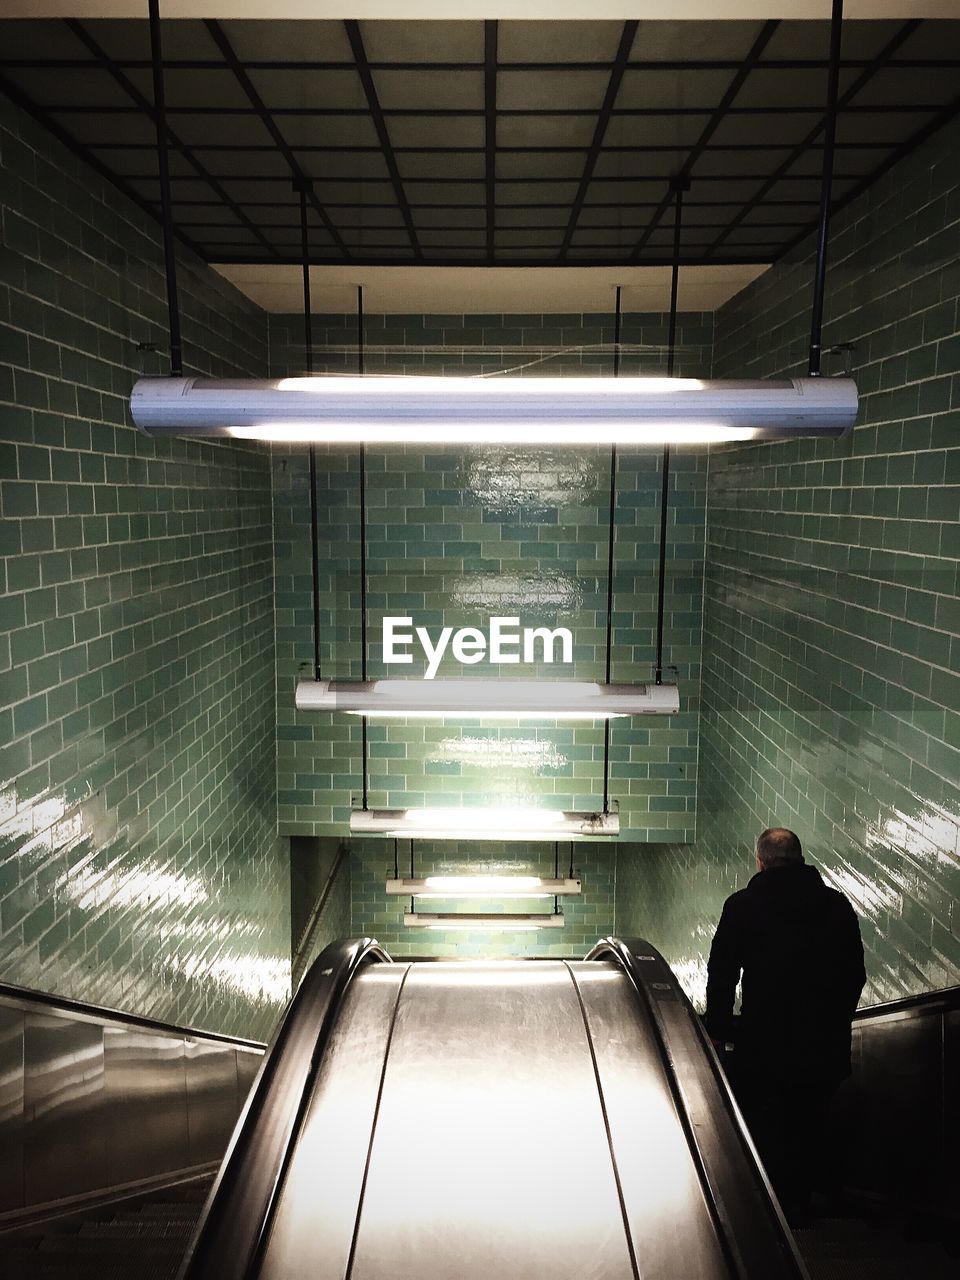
[
  {"x1": 213, "y1": 264, "x2": 769, "y2": 313},
  {"x1": 1, "y1": 15, "x2": 958, "y2": 271}
]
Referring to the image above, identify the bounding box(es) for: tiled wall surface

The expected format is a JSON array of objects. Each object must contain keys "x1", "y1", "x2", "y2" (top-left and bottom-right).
[
  {"x1": 351, "y1": 838, "x2": 617, "y2": 958},
  {"x1": 618, "y1": 119, "x2": 960, "y2": 1006},
  {"x1": 0, "y1": 102, "x2": 289, "y2": 1040},
  {"x1": 271, "y1": 311, "x2": 711, "y2": 856}
]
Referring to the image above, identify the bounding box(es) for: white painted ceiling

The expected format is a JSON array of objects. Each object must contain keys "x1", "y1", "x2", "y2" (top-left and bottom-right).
[{"x1": 212, "y1": 263, "x2": 770, "y2": 313}]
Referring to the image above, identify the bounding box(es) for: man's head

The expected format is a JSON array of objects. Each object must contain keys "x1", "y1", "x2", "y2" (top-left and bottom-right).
[{"x1": 755, "y1": 827, "x2": 804, "y2": 871}]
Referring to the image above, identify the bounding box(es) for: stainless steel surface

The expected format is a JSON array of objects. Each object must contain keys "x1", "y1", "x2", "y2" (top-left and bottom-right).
[
  {"x1": 23, "y1": 1011, "x2": 107, "y2": 1207},
  {"x1": 568, "y1": 961, "x2": 729, "y2": 1279},
  {"x1": 235, "y1": 1046, "x2": 262, "y2": 1100},
  {"x1": 104, "y1": 1025, "x2": 190, "y2": 1185},
  {"x1": 184, "y1": 1037, "x2": 240, "y2": 1166},
  {"x1": 350, "y1": 961, "x2": 636, "y2": 1280},
  {"x1": 258, "y1": 965, "x2": 409, "y2": 1280},
  {"x1": 261, "y1": 961, "x2": 641, "y2": 1280},
  {"x1": 0, "y1": 1005, "x2": 24, "y2": 1214},
  {"x1": 0, "y1": 991, "x2": 264, "y2": 1220}
]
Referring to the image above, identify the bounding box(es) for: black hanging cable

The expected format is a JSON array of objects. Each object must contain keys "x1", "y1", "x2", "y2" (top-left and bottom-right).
[
  {"x1": 299, "y1": 184, "x2": 323, "y2": 685},
  {"x1": 808, "y1": 0, "x2": 844, "y2": 377},
  {"x1": 601, "y1": 286, "x2": 622, "y2": 814},
  {"x1": 147, "y1": 0, "x2": 182, "y2": 376},
  {"x1": 358, "y1": 285, "x2": 369, "y2": 811},
  {"x1": 568, "y1": 841, "x2": 574, "y2": 880},
  {"x1": 393, "y1": 838, "x2": 399, "y2": 882},
  {"x1": 655, "y1": 179, "x2": 687, "y2": 686}
]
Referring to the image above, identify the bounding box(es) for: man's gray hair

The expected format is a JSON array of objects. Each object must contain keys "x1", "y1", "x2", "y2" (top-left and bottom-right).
[{"x1": 756, "y1": 827, "x2": 804, "y2": 869}]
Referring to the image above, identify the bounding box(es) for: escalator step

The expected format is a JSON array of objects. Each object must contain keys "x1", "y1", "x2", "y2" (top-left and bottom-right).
[
  {"x1": 77, "y1": 1222, "x2": 191, "y2": 1239},
  {"x1": 38, "y1": 1236, "x2": 182, "y2": 1257},
  {"x1": 796, "y1": 1238, "x2": 958, "y2": 1280},
  {"x1": 0, "y1": 1251, "x2": 181, "y2": 1280},
  {"x1": 132, "y1": 1204, "x2": 200, "y2": 1220}
]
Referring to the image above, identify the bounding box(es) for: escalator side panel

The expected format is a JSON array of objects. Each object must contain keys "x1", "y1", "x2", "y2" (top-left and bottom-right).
[
  {"x1": 348, "y1": 961, "x2": 637, "y2": 1280},
  {"x1": 640, "y1": 973, "x2": 806, "y2": 1278},
  {"x1": 257, "y1": 965, "x2": 408, "y2": 1280},
  {"x1": 568, "y1": 962, "x2": 730, "y2": 1280}
]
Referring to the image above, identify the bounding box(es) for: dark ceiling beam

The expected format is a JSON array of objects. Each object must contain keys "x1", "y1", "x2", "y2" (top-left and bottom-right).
[
  {"x1": 0, "y1": 71, "x2": 206, "y2": 259},
  {"x1": 484, "y1": 19, "x2": 498, "y2": 264},
  {"x1": 343, "y1": 19, "x2": 422, "y2": 262},
  {"x1": 628, "y1": 20, "x2": 779, "y2": 263},
  {"x1": 558, "y1": 20, "x2": 638, "y2": 260},
  {"x1": 35, "y1": 102, "x2": 943, "y2": 119},
  {"x1": 104, "y1": 171, "x2": 870, "y2": 185},
  {"x1": 86, "y1": 140, "x2": 895, "y2": 156},
  {"x1": 774, "y1": 88, "x2": 960, "y2": 261},
  {"x1": 705, "y1": 17, "x2": 923, "y2": 256},
  {"x1": 5, "y1": 56, "x2": 958, "y2": 72},
  {"x1": 64, "y1": 19, "x2": 278, "y2": 261},
  {"x1": 203, "y1": 18, "x2": 350, "y2": 261}
]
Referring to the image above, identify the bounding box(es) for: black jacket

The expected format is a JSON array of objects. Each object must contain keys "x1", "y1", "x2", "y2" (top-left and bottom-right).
[{"x1": 705, "y1": 863, "x2": 866, "y2": 1086}]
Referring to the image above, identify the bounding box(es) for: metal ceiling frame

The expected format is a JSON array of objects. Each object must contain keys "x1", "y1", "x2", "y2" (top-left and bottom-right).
[
  {"x1": 65, "y1": 18, "x2": 278, "y2": 260},
  {"x1": 558, "y1": 19, "x2": 638, "y2": 260},
  {"x1": 3, "y1": 56, "x2": 958, "y2": 73},
  {"x1": 0, "y1": 13, "x2": 955, "y2": 269},
  {"x1": 705, "y1": 16, "x2": 922, "y2": 255},
  {"x1": 484, "y1": 19, "x2": 497, "y2": 264},
  {"x1": 344, "y1": 18, "x2": 422, "y2": 262},
  {"x1": 628, "y1": 19, "x2": 779, "y2": 262},
  {"x1": 203, "y1": 18, "x2": 349, "y2": 260}
]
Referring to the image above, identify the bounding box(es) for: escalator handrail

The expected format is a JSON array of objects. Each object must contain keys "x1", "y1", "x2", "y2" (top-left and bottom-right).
[
  {"x1": 588, "y1": 936, "x2": 807, "y2": 1280},
  {"x1": 853, "y1": 982, "x2": 960, "y2": 1023},
  {"x1": 178, "y1": 935, "x2": 391, "y2": 1280},
  {"x1": 0, "y1": 977, "x2": 266, "y2": 1050}
]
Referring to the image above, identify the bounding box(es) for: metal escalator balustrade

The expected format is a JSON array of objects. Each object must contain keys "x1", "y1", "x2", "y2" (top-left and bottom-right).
[
  {"x1": 181, "y1": 936, "x2": 806, "y2": 1280},
  {"x1": 0, "y1": 981, "x2": 263, "y2": 1228},
  {"x1": 587, "y1": 938, "x2": 808, "y2": 1280},
  {"x1": 178, "y1": 937, "x2": 391, "y2": 1280}
]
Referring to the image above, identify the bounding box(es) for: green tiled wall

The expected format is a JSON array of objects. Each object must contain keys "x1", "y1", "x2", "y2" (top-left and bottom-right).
[
  {"x1": 617, "y1": 119, "x2": 960, "y2": 1006},
  {"x1": 271, "y1": 311, "x2": 711, "y2": 954},
  {"x1": 271, "y1": 311, "x2": 710, "y2": 845},
  {"x1": 350, "y1": 839, "x2": 617, "y2": 958},
  {"x1": 0, "y1": 101, "x2": 289, "y2": 1040}
]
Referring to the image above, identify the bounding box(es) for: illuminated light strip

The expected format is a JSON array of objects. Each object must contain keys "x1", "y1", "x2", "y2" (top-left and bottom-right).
[
  {"x1": 130, "y1": 374, "x2": 858, "y2": 443},
  {"x1": 351, "y1": 807, "x2": 618, "y2": 841},
  {"x1": 403, "y1": 912, "x2": 565, "y2": 930},
  {"x1": 386, "y1": 876, "x2": 582, "y2": 898},
  {"x1": 296, "y1": 679, "x2": 679, "y2": 718}
]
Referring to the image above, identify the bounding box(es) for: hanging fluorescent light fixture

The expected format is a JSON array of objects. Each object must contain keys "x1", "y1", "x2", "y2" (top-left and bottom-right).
[
  {"x1": 295, "y1": 678, "x2": 678, "y2": 718},
  {"x1": 130, "y1": 375, "x2": 857, "y2": 444},
  {"x1": 403, "y1": 912, "x2": 565, "y2": 930},
  {"x1": 386, "y1": 876, "x2": 581, "y2": 898},
  {"x1": 351, "y1": 807, "x2": 618, "y2": 841}
]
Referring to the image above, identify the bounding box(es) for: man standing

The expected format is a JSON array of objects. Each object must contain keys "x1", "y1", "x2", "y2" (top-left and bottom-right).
[{"x1": 705, "y1": 828, "x2": 866, "y2": 1226}]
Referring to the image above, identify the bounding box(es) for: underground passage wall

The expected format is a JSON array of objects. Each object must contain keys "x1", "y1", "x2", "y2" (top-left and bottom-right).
[
  {"x1": 616, "y1": 118, "x2": 960, "y2": 1007},
  {"x1": 0, "y1": 101, "x2": 290, "y2": 1040},
  {"x1": 269, "y1": 310, "x2": 711, "y2": 956}
]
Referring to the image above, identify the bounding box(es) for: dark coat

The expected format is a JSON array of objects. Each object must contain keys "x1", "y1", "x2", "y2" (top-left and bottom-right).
[{"x1": 705, "y1": 863, "x2": 866, "y2": 1087}]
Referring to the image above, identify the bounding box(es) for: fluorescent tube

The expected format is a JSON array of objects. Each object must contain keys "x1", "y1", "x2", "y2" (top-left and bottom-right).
[
  {"x1": 386, "y1": 876, "x2": 582, "y2": 898},
  {"x1": 131, "y1": 374, "x2": 858, "y2": 443},
  {"x1": 351, "y1": 807, "x2": 618, "y2": 840},
  {"x1": 403, "y1": 912, "x2": 565, "y2": 930},
  {"x1": 295, "y1": 678, "x2": 679, "y2": 718}
]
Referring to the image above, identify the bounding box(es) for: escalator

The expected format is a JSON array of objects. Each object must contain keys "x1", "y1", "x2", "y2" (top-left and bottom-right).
[
  {"x1": 179, "y1": 937, "x2": 807, "y2": 1280},
  {"x1": 4, "y1": 941, "x2": 953, "y2": 1279}
]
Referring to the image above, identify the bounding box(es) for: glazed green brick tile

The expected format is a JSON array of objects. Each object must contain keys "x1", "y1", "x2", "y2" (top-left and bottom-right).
[
  {"x1": 1, "y1": 100, "x2": 289, "y2": 1041},
  {"x1": 616, "y1": 117, "x2": 960, "y2": 1010}
]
